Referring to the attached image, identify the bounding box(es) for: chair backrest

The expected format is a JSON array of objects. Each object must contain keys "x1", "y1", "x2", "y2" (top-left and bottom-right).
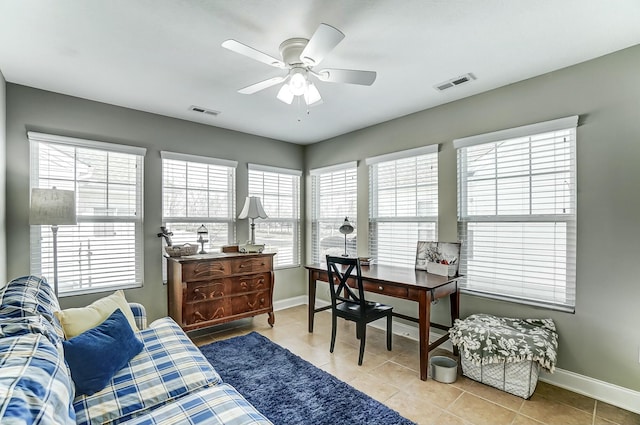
[{"x1": 325, "y1": 256, "x2": 367, "y2": 311}]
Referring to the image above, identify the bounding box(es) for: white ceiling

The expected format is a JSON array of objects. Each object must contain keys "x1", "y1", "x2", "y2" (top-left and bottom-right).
[{"x1": 1, "y1": 1, "x2": 640, "y2": 145}]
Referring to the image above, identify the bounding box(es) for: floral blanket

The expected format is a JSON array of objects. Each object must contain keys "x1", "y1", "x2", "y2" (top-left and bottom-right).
[{"x1": 449, "y1": 314, "x2": 558, "y2": 373}]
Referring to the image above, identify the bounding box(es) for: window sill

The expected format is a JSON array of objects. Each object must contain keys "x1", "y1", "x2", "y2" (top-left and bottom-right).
[{"x1": 460, "y1": 288, "x2": 575, "y2": 314}]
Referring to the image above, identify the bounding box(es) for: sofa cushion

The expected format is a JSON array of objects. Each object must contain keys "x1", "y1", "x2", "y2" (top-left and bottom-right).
[
  {"x1": 73, "y1": 317, "x2": 221, "y2": 425},
  {"x1": 0, "y1": 275, "x2": 65, "y2": 341},
  {"x1": 55, "y1": 289, "x2": 139, "y2": 338},
  {"x1": 63, "y1": 309, "x2": 144, "y2": 396},
  {"x1": 0, "y1": 333, "x2": 75, "y2": 425},
  {"x1": 119, "y1": 383, "x2": 273, "y2": 425}
]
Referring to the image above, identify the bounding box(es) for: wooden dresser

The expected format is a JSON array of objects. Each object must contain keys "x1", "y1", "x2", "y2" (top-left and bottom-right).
[{"x1": 167, "y1": 252, "x2": 275, "y2": 332}]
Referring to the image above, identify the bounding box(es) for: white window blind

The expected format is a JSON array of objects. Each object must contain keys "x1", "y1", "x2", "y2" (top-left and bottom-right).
[
  {"x1": 29, "y1": 132, "x2": 146, "y2": 296},
  {"x1": 248, "y1": 163, "x2": 301, "y2": 269},
  {"x1": 455, "y1": 116, "x2": 578, "y2": 311},
  {"x1": 367, "y1": 146, "x2": 439, "y2": 267},
  {"x1": 161, "y1": 151, "x2": 237, "y2": 252},
  {"x1": 311, "y1": 162, "x2": 358, "y2": 262}
]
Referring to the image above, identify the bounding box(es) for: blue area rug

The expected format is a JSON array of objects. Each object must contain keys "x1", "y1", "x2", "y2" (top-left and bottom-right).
[{"x1": 199, "y1": 331, "x2": 415, "y2": 425}]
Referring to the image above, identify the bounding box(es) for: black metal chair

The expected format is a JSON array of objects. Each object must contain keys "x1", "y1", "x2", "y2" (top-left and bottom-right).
[{"x1": 325, "y1": 255, "x2": 393, "y2": 365}]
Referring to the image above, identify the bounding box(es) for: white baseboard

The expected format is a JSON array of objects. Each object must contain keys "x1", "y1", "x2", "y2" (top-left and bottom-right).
[
  {"x1": 539, "y1": 368, "x2": 640, "y2": 414},
  {"x1": 273, "y1": 295, "x2": 307, "y2": 312},
  {"x1": 276, "y1": 295, "x2": 640, "y2": 414}
]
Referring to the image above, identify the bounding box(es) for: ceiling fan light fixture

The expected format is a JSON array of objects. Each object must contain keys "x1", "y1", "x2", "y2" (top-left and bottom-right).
[
  {"x1": 277, "y1": 84, "x2": 294, "y2": 104},
  {"x1": 304, "y1": 82, "x2": 322, "y2": 105},
  {"x1": 289, "y1": 69, "x2": 307, "y2": 96}
]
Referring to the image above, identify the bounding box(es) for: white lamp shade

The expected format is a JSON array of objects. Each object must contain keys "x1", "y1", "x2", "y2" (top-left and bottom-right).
[
  {"x1": 277, "y1": 84, "x2": 295, "y2": 104},
  {"x1": 304, "y1": 82, "x2": 322, "y2": 106},
  {"x1": 29, "y1": 188, "x2": 77, "y2": 225},
  {"x1": 238, "y1": 196, "x2": 268, "y2": 220}
]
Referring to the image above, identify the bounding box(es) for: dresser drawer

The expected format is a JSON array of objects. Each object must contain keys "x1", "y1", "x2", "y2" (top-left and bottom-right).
[
  {"x1": 363, "y1": 281, "x2": 408, "y2": 298},
  {"x1": 183, "y1": 298, "x2": 231, "y2": 326},
  {"x1": 182, "y1": 260, "x2": 231, "y2": 280},
  {"x1": 185, "y1": 280, "x2": 226, "y2": 302},
  {"x1": 230, "y1": 256, "x2": 271, "y2": 274},
  {"x1": 234, "y1": 273, "x2": 270, "y2": 293},
  {"x1": 230, "y1": 290, "x2": 271, "y2": 315}
]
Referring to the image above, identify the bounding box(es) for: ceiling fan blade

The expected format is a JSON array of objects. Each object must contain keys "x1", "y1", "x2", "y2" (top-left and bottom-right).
[
  {"x1": 316, "y1": 69, "x2": 377, "y2": 86},
  {"x1": 238, "y1": 76, "x2": 287, "y2": 94},
  {"x1": 299, "y1": 23, "x2": 345, "y2": 66},
  {"x1": 222, "y1": 39, "x2": 285, "y2": 68}
]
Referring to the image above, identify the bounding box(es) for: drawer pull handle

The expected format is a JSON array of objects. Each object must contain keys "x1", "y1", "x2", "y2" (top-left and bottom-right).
[
  {"x1": 240, "y1": 264, "x2": 245, "y2": 268},
  {"x1": 378, "y1": 286, "x2": 383, "y2": 291}
]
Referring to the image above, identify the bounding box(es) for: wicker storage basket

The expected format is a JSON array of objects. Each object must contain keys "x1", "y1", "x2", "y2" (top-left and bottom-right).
[
  {"x1": 164, "y1": 244, "x2": 198, "y2": 257},
  {"x1": 461, "y1": 356, "x2": 540, "y2": 399}
]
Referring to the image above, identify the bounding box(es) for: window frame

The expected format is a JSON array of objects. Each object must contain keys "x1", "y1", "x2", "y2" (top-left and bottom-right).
[
  {"x1": 455, "y1": 116, "x2": 578, "y2": 312},
  {"x1": 160, "y1": 151, "x2": 237, "y2": 253},
  {"x1": 310, "y1": 161, "x2": 358, "y2": 263},
  {"x1": 248, "y1": 163, "x2": 301, "y2": 269},
  {"x1": 28, "y1": 131, "x2": 146, "y2": 297},
  {"x1": 366, "y1": 145, "x2": 439, "y2": 267}
]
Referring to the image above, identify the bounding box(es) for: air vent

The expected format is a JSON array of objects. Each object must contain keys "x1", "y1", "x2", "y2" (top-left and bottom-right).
[
  {"x1": 434, "y1": 73, "x2": 476, "y2": 92},
  {"x1": 189, "y1": 105, "x2": 220, "y2": 117}
]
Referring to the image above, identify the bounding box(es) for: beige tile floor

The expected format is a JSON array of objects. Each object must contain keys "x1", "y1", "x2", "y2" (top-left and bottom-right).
[{"x1": 190, "y1": 305, "x2": 640, "y2": 425}]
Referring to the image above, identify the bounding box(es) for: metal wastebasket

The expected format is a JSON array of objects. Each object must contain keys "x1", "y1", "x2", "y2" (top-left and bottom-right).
[{"x1": 430, "y1": 356, "x2": 458, "y2": 383}]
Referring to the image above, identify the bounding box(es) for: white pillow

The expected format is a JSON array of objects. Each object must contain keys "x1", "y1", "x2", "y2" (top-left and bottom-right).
[{"x1": 54, "y1": 290, "x2": 139, "y2": 339}]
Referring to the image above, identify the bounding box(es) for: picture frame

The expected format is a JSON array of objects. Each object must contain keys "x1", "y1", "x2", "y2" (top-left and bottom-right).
[{"x1": 415, "y1": 241, "x2": 461, "y2": 276}]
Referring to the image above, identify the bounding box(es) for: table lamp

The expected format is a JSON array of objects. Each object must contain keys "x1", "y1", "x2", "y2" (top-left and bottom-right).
[
  {"x1": 339, "y1": 217, "x2": 354, "y2": 257},
  {"x1": 29, "y1": 187, "x2": 77, "y2": 296},
  {"x1": 238, "y1": 196, "x2": 268, "y2": 252},
  {"x1": 197, "y1": 224, "x2": 209, "y2": 254}
]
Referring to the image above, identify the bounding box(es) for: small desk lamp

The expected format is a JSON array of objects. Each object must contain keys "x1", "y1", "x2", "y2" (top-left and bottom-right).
[
  {"x1": 339, "y1": 217, "x2": 354, "y2": 257},
  {"x1": 29, "y1": 187, "x2": 77, "y2": 296},
  {"x1": 238, "y1": 196, "x2": 268, "y2": 252}
]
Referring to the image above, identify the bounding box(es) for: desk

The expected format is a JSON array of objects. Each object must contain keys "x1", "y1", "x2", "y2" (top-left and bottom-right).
[{"x1": 305, "y1": 263, "x2": 459, "y2": 381}]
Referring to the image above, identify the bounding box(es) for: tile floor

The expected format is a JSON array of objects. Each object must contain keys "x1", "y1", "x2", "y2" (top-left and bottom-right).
[{"x1": 190, "y1": 305, "x2": 639, "y2": 425}]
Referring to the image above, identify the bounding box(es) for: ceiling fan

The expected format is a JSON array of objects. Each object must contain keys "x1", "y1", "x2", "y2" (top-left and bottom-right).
[{"x1": 221, "y1": 23, "x2": 376, "y2": 106}]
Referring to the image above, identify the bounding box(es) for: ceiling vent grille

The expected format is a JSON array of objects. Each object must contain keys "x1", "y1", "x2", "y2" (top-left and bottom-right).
[
  {"x1": 434, "y1": 73, "x2": 476, "y2": 91},
  {"x1": 189, "y1": 105, "x2": 220, "y2": 116}
]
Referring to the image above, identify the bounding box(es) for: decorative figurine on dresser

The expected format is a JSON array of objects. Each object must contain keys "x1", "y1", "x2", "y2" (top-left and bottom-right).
[{"x1": 167, "y1": 252, "x2": 276, "y2": 331}]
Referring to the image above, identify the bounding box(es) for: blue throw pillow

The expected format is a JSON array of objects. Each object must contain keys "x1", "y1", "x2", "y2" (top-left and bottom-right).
[{"x1": 62, "y1": 308, "x2": 143, "y2": 396}]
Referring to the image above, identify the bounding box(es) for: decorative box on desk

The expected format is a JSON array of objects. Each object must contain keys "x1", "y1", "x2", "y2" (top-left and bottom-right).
[
  {"x1": 167, "y1": 252, "x2": 276, "y2": 332},
  {"x1": 426, "y1": 262, "x2": 458, "y2": 277}
]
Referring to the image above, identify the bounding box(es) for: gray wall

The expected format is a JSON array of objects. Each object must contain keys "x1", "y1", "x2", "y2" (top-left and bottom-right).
[
  {"x1": 305, "y1": 45, "x2": 640, "y2": 391},
  {"x1": 0, "y1": 70, "x2": 6, "y2": 285},
  {"x1": 5, "y1": 84, "x2": 307, "y2": 322}
]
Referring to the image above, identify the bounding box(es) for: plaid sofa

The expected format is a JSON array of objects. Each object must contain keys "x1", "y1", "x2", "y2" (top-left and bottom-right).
[{"x1": 0, "y1": 275, "x2": 273, "y2": 425}]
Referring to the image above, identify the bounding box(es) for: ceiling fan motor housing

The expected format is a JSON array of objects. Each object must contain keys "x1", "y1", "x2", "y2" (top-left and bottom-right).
[{"x1": 279, "y1": 38, "x2": 309, "y2": 66}]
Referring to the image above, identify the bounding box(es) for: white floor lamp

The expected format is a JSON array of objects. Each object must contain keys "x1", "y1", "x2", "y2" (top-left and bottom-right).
[{"x1": 29, "y1": 187, "x2": 77, "y2": 296}]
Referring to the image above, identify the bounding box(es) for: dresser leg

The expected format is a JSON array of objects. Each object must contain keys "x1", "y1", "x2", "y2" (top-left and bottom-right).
[{"x1": 268, "y1": 311, "x2": 275, "y2": 327}]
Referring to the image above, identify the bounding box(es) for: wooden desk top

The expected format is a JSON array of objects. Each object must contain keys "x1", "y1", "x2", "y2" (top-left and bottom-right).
[{"x1": 305, "y1": 262, "x2": 457, "y2": 290}]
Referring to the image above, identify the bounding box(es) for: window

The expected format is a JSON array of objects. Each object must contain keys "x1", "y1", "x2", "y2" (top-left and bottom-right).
[
  {"x1": 29, "y1": 132, "x2": 145, "y2": 296},
  {"x1": 455, "y1": 116, "x2": 578, "y2": 311},
  {"x1": 311, "y1": 162, "x2": 358, "y2": 262},
  {"x1": 248, "y1": 164, "x2": 301, "y2": 269},
  {"x1": 161, "y1": 151, "x2": 237, "y2": 252},
  {"x1": 367, "y1": 146, "x2": 439, "y2": 267}
]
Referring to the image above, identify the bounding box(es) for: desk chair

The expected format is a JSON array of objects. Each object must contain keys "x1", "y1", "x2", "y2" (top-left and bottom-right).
[{"x1": 326, "y1": 256, "x2": 393, "y2": 365}]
